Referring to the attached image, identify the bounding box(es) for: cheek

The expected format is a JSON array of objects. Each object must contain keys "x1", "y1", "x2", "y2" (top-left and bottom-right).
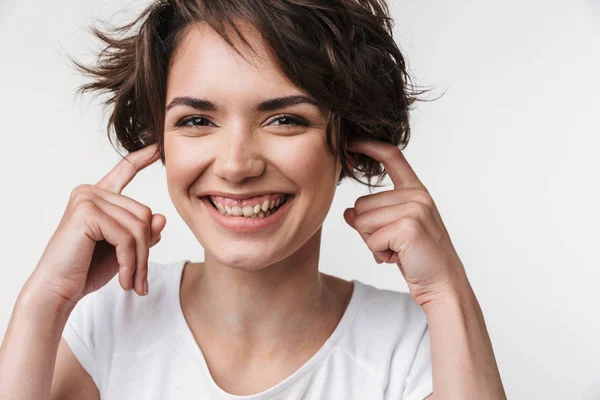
[
  {"x1": 274, "y1": 135, "x2": 339, "y2": 216},
  {"x1": 282, "y1": 136, "x2": 337, "y2": 186},
  {"x1": 164, "y1": 136, "x2": 213, "y2": 198}
]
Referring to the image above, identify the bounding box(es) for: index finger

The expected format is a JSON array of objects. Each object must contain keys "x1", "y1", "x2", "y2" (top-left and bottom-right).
[
  {"x1": 346, "y1": 140, "x2": 424, "y2": 189},
  {"x1": 96, "y1": 144, "x2": 161, "y2": 193}
]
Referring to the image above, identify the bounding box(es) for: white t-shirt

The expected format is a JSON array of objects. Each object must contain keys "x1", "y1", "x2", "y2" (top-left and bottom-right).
[{"x1": 62, "y1": 259, "x2": 433, "y2": 400}]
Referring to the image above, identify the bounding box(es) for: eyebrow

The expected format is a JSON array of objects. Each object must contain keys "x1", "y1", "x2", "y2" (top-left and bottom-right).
[{"x1": 165, "y1": 95, "x2": 321, "y2": 113}]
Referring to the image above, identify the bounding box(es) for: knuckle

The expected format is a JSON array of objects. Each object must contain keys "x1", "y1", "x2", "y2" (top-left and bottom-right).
[
  {"x1": 70, "y1": 184, "x2": 92, "y2": 202},
  {"x1": 352, "y1": 214, "x2": 366, "y2": 231},
  {"x1": 73, "y1": 183, "x2": 91, "y2": 194},
  {"x1": 365, "y1": 234, "x2": 385, "y2": 255},
  {"x1": 397, "y1": 217, "x2": 422, "y2": 237},
  {"x1": 364, "y1": 235, "x2": 376, "y2": 251},
  {"x1": 352, "y1": 218, "x2": 363, "y2": 232},
  {"x1": 133, "y1": 219, "x2": 151, "y2": 238},
  {"x1": 69, "y1": 201, "x2": 98, "y2": 229},
  {"x1": 77, "y1": 191, "x2": 96, "y2": 204},
  {"x1": 140, "y1": 206, "x2": 153, "y2": 223},
  {"x1": 123, "y1": 232, "x2": 136, "y2": 247},
  {"x1": 74, "y1": 199, "x2": 98, "y2": 216},
  {"x1": 353, "y1": 195, "x2": 368, "y2": 213},
  {"x1": 407, "y1": 202, "x2": 430, "y2": 220},
  {"x1": 416, "y1": 191, "x2": 434, "y2": 208}
]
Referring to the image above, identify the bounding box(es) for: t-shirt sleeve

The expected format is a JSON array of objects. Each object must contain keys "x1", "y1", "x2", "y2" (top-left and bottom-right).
[
  {"x1": 61, "y1": 288, "x2": 104, "y2": 391},
  {"x1": 401, "y1": 324, "x2": 433, "y2": 400},
  {"x1": 380, "y1": 291, "x2": 433, "y2": 400}
]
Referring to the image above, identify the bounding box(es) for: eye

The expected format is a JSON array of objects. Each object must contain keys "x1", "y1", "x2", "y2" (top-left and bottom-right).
[
  {"x1": 175, "y1": 116, "x2": 216, "y2": 128},
  {"x1": 269, "y1": 114, "x2": 310, "y2": 127},
  {"x1": 173, "y1": 114, "x2": 310, "y2": 129}
]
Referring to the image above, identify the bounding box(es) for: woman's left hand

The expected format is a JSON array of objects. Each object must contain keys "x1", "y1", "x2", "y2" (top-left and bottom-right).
[{"x1": 343, "y1": 140, "x2": 468, "y2": 307}]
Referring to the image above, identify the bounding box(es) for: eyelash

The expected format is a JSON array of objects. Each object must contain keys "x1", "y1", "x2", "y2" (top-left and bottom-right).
[{"x1": 174, "y1": 114, "x2": 310, "y2": 129}]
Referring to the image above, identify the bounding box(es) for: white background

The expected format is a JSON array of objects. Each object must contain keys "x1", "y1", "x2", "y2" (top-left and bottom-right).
[{"x1": 1, "y1": 1, "x2": 599, "y2": 398}]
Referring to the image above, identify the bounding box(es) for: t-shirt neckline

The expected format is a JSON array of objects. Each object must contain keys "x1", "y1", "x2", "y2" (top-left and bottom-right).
[{"x1": 172, "y1": 259, "x2": 363, "y2": 399}]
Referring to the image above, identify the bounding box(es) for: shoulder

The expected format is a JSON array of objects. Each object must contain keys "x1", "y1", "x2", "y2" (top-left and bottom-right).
[
  {"x1": 350, "y1": 280, "x2": 428, "y2": 340},
  {"x1": 334, "y1": 280, "x2": 431, "y2": 393},
  {"x1": 76, "y1": 258, "x2": 184, "y2": 313},
  {"x1": 61, "y1": 259, "x2": 189, "y2": 394},
  {"x1": 65, "y1": 259, "x2": 188, "y2": 352}
]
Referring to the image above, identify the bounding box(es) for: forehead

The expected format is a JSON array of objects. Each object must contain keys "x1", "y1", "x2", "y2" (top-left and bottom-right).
[{"x1": 166, "y1": 21, "x2": 300, "y2": 103}]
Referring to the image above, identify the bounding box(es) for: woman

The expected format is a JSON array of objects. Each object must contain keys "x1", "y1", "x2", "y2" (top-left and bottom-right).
[{"x1": 0, "y1": 0, "x2": 506, "y2": 399}]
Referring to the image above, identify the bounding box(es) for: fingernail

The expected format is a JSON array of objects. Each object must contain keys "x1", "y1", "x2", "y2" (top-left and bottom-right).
[{"x1": 143, "y1": 280, "x2": 149, "y2": 295}]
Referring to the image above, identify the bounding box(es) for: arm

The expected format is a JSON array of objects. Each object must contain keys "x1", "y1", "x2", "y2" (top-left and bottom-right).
[
  {"x1": 342, "y1": 141, "x2": 506, "y2": 399},
  {"x1": 51, "y1": 338, "x2": 100, "y2": 400},
  {"x1": 0, "y1": 276, "x2": 98, "y2": 400},
  {"x1": 421, "y1": 278, "x2": 507, "y2": 399},
  {"x1": 0, "y1": 278, "x2": 71, "y2": 398},
  {"x1": 0, "y1": 145, "x2": 164, "y2": 399}
]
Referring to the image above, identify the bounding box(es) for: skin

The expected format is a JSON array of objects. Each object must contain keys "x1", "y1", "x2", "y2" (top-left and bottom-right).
[
  {"x1": 343, "y1": 141, "x2": 506, "y2": 398},
  {"x1": 163, "y1": 21, "x2": 354, "y2": 393},
  {"x1": 1, "y1": 15, "x2": 504, "y2": 400}
]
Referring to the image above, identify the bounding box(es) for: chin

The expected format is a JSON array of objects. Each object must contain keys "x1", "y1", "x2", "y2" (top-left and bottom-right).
[{"x1": 206, "y1": 244, "x2": 284, "y2": 271}]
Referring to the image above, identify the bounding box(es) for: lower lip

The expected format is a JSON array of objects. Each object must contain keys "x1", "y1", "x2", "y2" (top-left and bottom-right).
[{"x1": 200, "y1": 195, "x2": 295, "y2": 233}]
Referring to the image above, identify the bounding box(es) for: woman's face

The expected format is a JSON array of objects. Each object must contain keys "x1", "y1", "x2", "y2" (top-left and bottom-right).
[{"x1": 164, "y1": 22, "x2": 342, "y2": 270}]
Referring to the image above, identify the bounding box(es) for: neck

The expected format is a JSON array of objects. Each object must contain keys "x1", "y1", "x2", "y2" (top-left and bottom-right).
[{"x1": 181, "y1": 228, "x2": 341, "y2": 356}]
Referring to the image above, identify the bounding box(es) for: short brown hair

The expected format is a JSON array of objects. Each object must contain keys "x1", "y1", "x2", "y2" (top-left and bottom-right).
[{"x1": 74, "y1": 0, "x2": 431, "y2": 189}]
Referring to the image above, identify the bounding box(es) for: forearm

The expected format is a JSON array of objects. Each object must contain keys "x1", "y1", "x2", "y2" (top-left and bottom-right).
[
  {"x1": 0, "y1": 277, "x2": 75, "y2": 400},
  {"x1": 422, "y1": 278, "x2": 506, "y2": 399}
]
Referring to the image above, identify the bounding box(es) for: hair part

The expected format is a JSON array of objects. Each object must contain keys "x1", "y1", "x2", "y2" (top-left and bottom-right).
[{"x1": 73, "y1": 0, "x2": 434, "y2": 190}]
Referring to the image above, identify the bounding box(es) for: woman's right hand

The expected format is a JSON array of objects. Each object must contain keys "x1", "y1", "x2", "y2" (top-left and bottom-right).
[{"x1": 29, "y1": 144, "x2": 166, "y2": 307}]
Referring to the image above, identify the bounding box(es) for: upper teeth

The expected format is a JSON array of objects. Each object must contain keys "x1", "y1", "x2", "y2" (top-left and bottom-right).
[{"x1": 211, "y1": 195, "x2": 287, "y2": 217}]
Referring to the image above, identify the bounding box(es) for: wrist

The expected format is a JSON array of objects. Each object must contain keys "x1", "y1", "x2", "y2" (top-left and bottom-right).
[
  {"x1": 419, "y1": 278, "x2": 481, "y2": 327},
  {"x1": 410, "y1": 269, "x2": 474, "y2": 310},
  {"x1": 19, "y1": 274, "x2": 78, "y2": 317}
]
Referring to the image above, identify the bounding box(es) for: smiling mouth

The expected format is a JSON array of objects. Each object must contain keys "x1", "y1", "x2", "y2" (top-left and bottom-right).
[{"x1": 204, "y1": 194, "x2": 292, "y2": 218}]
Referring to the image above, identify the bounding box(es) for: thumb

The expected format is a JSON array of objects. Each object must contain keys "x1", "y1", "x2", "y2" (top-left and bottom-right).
[{"x1": 150, "y1": 214, "x2": 167, "y2": 245}]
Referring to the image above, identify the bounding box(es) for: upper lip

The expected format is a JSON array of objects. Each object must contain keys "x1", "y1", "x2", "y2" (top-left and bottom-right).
[{"x1": 200, "y1": 191, "x2": 293, "y2": 200}]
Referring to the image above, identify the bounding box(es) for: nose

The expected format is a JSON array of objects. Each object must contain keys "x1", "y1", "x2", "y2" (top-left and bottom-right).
[{"x1": 211, "y1": 126, "x2": 266, "y2": 183}]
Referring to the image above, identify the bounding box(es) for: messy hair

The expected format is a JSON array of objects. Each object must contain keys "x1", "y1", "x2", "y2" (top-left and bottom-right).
[{"x1": 74, "y1": 0, "x2": 431, "y2": 189}]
